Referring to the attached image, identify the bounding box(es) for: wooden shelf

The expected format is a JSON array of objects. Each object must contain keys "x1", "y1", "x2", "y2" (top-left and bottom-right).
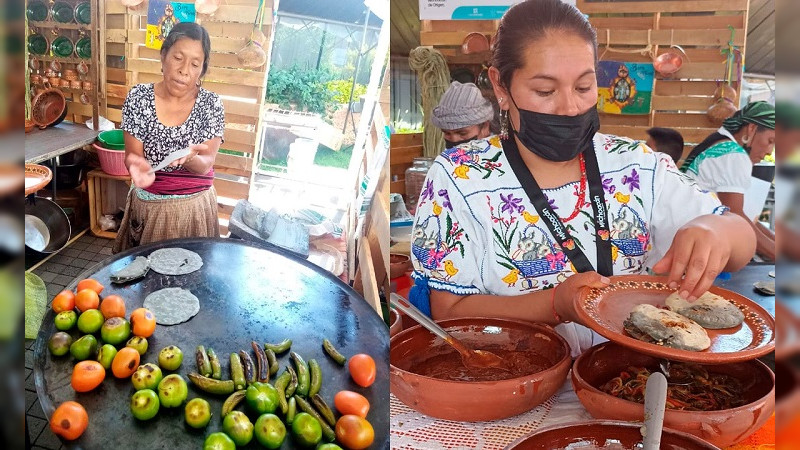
[
  {"x1": 87, "y1": 169, "x2": 130, "y2": 239},
  {"x1": 30, "y1": 21, "x2": 91, "y2": 30},
  {"x1": 30, "y1": 55, "x2": 91, "y2": 64}
]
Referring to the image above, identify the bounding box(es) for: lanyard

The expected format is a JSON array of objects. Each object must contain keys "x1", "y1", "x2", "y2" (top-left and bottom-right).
[{"x1": 502, "y1": 138, "x2": 614, "y2": 276}]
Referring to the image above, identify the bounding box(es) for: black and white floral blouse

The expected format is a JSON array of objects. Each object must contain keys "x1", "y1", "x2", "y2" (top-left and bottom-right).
[{"x1": 121, "y1": 83, "x2": 225, "y2": 172}]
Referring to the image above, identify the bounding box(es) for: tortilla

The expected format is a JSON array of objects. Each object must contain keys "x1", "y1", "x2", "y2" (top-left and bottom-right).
[
  {"x1": 666, "y1": 291, "x2": 744, "y2": 329},
  {"x1": 148, "y1": 248, "x2": 203, "y2": 275},
  {"x1": 110, "y1": 256, "x2": 150, "y2": 284},
  {"x1": 624, "y1": 304, "x2": 711, "y2": 351},
  {"x1": 143, "y1": 287, "x2": 200, "y2": 325}
]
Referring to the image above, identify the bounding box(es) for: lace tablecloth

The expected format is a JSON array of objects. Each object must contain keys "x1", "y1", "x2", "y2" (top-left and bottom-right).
[{"x1": 390, "y1": 379, "x2": 593, "y2": 449}]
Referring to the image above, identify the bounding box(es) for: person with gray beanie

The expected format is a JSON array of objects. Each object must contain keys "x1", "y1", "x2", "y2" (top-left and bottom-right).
[{"x1": 431, "y1": 81, "x2": 494, "y2": 148}]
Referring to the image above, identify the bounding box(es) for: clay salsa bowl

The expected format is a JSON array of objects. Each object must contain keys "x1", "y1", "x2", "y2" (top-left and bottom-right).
[
  {"x1": 505, "y1": 420, "x2": 720, "y2": 450},
  {"x1": 391, "y1": 317, "x2": 571, "y2": 422},
  {"x1": 389, "y1": 307, "x2": 402, "y2": 337},
  {"x1": 572, "y1": 342, "x2": 775, "y2": 448}
]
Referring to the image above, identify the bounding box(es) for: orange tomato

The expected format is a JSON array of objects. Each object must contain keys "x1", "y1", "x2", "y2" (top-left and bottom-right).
[
  {"x1": 335, "y1": 415, "x2": 374, "y2": 449},
  {"x1": 348, "y1": 354, "x2": 376, "y2": 388},
  {"x1": 99, "y1": 295, "x2": 126, "y2": 319},
  {"x1": 334, "y1": 390, "x2": 370, "y2": 418},
  {"x1": 76, "y1": 278, "x2": 104, "y2": 295},
  {"x1": 74, "y1": 289, "x2": 100, "y2": 312},
  {"x1": 51, "y1": 290, "x2": 75, "y2": 313},
  {"x1": 50, "y1": 401, "x2": 89, "y2": 441},
  {"x1": 111, "y1": 347, "x2": 140, "y2": 378},
  {"x1": 71, "y1": 360, "x2": 106, "y2": 392},
  {"x1": 130, "y1": 308, "x2": 156, "y2": 338}
]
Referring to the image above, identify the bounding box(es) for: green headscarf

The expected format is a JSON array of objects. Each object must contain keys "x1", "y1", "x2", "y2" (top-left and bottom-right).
[
  {"x1": 776, "y1": 101, "x2": 800, "y2": 129},
  {"x1": 722, "y1": 101, "x2": 775, "y2": 134}
]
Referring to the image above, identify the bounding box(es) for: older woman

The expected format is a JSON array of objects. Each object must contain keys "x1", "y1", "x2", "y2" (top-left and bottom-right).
[
  {"x1": 409, "y1": 0, "x2": 755, "y2": 356},
  {"x1": 680, "y1": 101, "x2": 776, "y2": 261},
  {"x1": 113, "y1": 22, "x2": 225, "y2": 253}
]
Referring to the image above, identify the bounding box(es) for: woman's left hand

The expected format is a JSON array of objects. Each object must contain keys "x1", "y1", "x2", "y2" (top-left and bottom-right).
[
  {"x1": 652, "y1": 221, "x2": 732, "y2": 301},
  {"x1": 169, "y1": 143, "x2": 208, "y2": 167}
]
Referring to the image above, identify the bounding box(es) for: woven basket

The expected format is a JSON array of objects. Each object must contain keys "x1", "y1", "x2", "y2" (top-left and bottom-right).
[{"x1": 93, "y1": 143, "x2": 128, "y2": 176}]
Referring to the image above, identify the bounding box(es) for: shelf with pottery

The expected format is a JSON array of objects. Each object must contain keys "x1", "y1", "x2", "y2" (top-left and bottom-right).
[{"x1": 29, "y1": 21, "x2": 90, "y2": 30}]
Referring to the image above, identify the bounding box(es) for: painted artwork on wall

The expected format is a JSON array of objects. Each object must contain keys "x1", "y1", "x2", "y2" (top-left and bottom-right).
[
  {"x1": 597, "y1": 61, "x2": 654, "y2": 115},
  {"x1": 145, "y1": 1, "x2": 196, "y2": 50}
]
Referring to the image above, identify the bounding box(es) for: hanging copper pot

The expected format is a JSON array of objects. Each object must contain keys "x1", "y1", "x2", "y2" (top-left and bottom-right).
[
  {"x1": 76, "y1": 61, "x2": 89, "y2": 76},
  {"x1": 70, "y1": 80, "x2": 82, "y2": 89},
  {"x1": 79, "y1": 92, "x2": 89, "y2": 104},
  {"x1": 49, "y1": 60, "x2": 62, "y2": 73}
]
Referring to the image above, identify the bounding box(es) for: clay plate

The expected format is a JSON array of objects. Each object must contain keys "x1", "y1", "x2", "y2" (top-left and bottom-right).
[
  {"x1": 575, "y1": 275, "x2": 775, "y2": 363},
  {"x1": 391, "y1": 317, "x2": 571, "y2": 422},
  {"x1": 505, "y1": 420, "x2": 720, "y2": 450},
  {"x1": 25, "y1": 164, "x2": 52, "y2": 196},
  {"x1": 571, "y1": 342, "x2": 774, "y2": 448}
]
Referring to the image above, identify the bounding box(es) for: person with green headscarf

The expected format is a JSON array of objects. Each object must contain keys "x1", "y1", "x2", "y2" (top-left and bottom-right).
[{"x1": 680, "y1": 101, "x2": 776, "y2": 260}]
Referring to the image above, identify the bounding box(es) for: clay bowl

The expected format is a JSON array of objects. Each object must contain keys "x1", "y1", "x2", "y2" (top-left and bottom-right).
[
  {"x1": 389, "y1": 308, "x2": 402, "y2": 337},
  {"x1": 391, "y1": 317, "x2": 571, "y2": 422},
  {"x1": 505, "y1": 420, "x2": 720, "y2": 449},
  {"x1": 775, "y1": 360, "x2": 800, "y2": 432},
  {"x1": 571, "y1": 342, "x2": 775, "y2": 448},
  {"x1": 389, "y1": 253, "x2": 411, "y2": 279}
]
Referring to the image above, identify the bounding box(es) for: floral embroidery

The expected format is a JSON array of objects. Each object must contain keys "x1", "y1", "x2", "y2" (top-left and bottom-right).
[
  {"x1": 602, "y1": 176, "x2": 616, "y2": 194},
  {"x1": 621, "y1": 168, "x2": 640, "y2": 192},
  {"x1": 420, "y1": 180, "x2": 435, "y2": 203},
  {"x1": 412, "y1": 186, "x2": 469, "y2": 277},
  {"x1": 438, "y1": 189, "x2": 453, "y2": 211},
  {"x1": 500, "y1": 193, "x2": 524, "y2": 214},
  {"x1": 443, "y1": 140, "x2": 506, "y2": 180}
]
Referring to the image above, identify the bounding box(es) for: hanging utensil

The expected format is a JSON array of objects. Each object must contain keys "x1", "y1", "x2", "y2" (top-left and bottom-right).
[
  {"x1": 389, "y1": 293, "x2": 512, "y2": 373},
  {"x1": 237, "y1": 0, "x2": 268, "y2": 68},
  {"x1": 76, "y1": 60, "x2": 89, "y2": 76},
  {"x1": 462, "y1": 32, "x2": 490, "y2": 55},
  {"x1": 49, "y1": 60, "x2": 61, "y2": 73}
]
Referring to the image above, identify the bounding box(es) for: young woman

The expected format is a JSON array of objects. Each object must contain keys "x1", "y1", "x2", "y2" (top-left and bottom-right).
[
  {"x1": 114, "y1": 22, "x2": 225, "y2": 253},
  {"x1": 409, "y1": 0, "x2": 755, "y2": 355}
]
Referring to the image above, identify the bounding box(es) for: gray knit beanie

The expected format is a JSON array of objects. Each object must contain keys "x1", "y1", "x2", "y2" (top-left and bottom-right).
[{"x1": 431, "y1": 81, "x2": 494, "y2": 131}]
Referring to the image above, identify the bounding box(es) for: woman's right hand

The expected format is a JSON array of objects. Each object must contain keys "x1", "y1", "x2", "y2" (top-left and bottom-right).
[
  {"x1": 128, "y1": 159, "x2": 155, "y2": 189},
  {"x1": 553, "y1": 272, "x2": 611, "y2": 324}
]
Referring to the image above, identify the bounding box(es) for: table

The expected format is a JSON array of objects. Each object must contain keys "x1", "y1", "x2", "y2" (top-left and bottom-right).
[
  {"x1": 25, "y1": 121, "x2": 98, "y2": 164},
  {"x1": 25, "y1": 121, "x2": 98, "y2": 204},
  {"x1": 390, "y1": 264, "x2": 776, "y2": 449},
  {"x1": 33, "y1": 238, "x2": 390, "y2": 449}
]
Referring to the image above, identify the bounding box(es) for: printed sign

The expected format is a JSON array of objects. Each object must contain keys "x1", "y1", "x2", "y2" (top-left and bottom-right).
[
  {"x1": 145, "y1": 1, "x2": 196, "y2": 50},
  {"x1": 419, "y1": 0, "x2": 575, "y2": 20},
  {"x1": 597, "y1": 61, "x2": 654, "y2": 115}
]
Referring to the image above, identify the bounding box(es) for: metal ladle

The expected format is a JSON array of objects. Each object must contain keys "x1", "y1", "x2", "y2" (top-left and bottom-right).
[{"x1": 389, "y1": 293, "x2": 511, "y2": 373}]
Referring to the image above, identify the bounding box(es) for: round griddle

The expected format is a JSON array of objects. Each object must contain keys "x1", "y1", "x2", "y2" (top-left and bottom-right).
[{"x1": 33, "y1": 238, "x2": 390, "y2": 449}]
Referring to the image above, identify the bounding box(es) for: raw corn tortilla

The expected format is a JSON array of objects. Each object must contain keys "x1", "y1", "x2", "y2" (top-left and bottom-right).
[
  {"x1": 666, "y1": 291, "x2": 745, "y2": 329},
  {"x1": 110, "y1": 256, "x2": 150, "y2": 284},
  {"x1": 143, "y1": 288, "x2": 200, "y2": 325},
  {"x1": 148, "y1": 248, "x2": 203, "y2": 275}
]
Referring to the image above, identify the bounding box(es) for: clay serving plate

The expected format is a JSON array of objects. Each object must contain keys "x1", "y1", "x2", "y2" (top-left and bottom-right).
[
  {"x1": 25, "y1": 164, "x2": 52, "y2": 196},
  {"x1": 571, "y1": 342, "x2": 774, "y2": 448},
  {"x1": 505, "y1": 420, "x2": 719, "y2": 450},
  {"x1": 575, "y1": 275, "x2": 775, "y2": 363},
  {"x1": 391, "y1": 317, "x2": 571, "y2": 422}
]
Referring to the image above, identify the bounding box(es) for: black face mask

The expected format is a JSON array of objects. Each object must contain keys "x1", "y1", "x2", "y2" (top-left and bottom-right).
[
  {"x1": 444, "y1": 135, "x2": 479, "y2": 149},
  {"x1": 509, "y1": 95, "x2": 600, "y2": 162}
]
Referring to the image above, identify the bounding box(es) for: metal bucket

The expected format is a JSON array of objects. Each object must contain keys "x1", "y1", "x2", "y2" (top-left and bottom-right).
[{"x1": 25, "y1": 197, "x2": 70, "y2": 255}]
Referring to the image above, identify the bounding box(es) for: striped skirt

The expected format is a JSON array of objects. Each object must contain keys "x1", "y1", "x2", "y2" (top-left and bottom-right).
[{"x1": 112, "y1": 186, "x2": 219, "y2": 254}]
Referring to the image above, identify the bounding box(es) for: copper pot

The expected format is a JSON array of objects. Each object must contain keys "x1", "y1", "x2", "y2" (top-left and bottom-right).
[
  {"x1": 62, "y1": 69, "x2": 77, "y2": 80},
  {"x1": 49, "y1": 76, "x2": 61, "y2": 86},
  {"x1": 44, "y1": 69, "x2": 57, "y2": 78},
  {"x1": 70, "y1": 80, "x2": 82, "y2": 89},
  {"x1": 82, "y1": 81, "x2": 92, "y2": 91},
  {"x1": 31, "y1": 74, "x2": 42, "y2": 84},
  {"x1": 79, "y1": 92, "x2": 89, "y2": 104},
  {"x1": 59, "y1": 79, "x2": 70, "y2": 88},
  {"x1": 31, "y1": 82, "x2": 66, "y2": 129}
]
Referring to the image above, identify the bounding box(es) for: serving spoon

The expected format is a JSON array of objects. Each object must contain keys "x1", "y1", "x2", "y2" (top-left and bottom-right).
[
  {"x1": 389, "y1": 293, "x2": 511, "y2": 372},
  {"x1": 640, "y1": 371, "x2": 668, "y2": 450}
]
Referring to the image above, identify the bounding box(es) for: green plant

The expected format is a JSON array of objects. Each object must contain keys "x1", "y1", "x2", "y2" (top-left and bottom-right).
[
  {"x1": 326, "y1": 80, "x2": 367, "y2": 105},
  {"x1": 266, "y1": 65, "x2": 332, "y2": 114}
]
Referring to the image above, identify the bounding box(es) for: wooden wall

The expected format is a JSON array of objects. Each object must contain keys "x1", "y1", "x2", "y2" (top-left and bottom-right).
[
  {"x1": 100, "y1": 0, "x2": 274, "y2": 230},
  {"x1": 418, "y1": 0, "x2": 751, "y2": 159},
  {"x1": 389, "y1": 132, "x2": 422, "y2": 196}
]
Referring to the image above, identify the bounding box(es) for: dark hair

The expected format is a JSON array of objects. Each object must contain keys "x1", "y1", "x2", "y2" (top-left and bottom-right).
[
  {"x1": 646, "y1": 127, "x2": 684, "y2": 162},
  {"x1": 160, "y1": 22, "x2": 211, "y2": 77},
  {"x1": 491, "y1": 0, "x2": 597, "y2": 90}
]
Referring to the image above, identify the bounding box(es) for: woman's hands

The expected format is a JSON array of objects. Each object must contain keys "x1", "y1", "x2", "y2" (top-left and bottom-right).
[
  {"x1": 553, "y1": 271, "x2": 611, "y2": 323},
  {"x1": 127, "y1": 157, "x2": 155, "y2": 189},
  {"x1": 168, "y1": 143, "x2": 208, "y2": 168},
  {"x1": 652, "y1": 218, "x2": 737, "y2": 301}
]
